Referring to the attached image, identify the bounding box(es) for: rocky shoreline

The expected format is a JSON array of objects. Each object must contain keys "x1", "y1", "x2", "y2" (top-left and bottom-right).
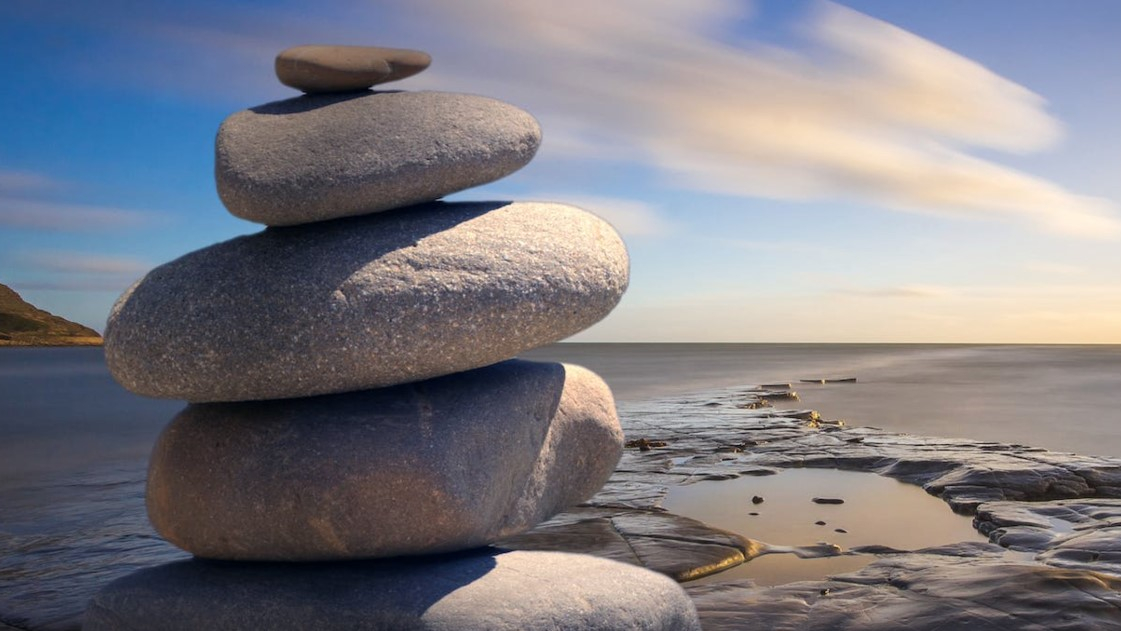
[
  {"x1": 504, "y1": 386, "x2": 1121, "y2": 630},
  {"x1": 0, "y1": 283, "x2": 102, "y2": 347},
  {"x1": 5, "y1": 382, "x2": 1121, "y2": 629}
]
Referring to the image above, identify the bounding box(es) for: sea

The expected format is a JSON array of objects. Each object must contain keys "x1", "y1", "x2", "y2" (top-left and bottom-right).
[{"x1": 3, "y1": 343, "x2": 1121, "y2": 627}]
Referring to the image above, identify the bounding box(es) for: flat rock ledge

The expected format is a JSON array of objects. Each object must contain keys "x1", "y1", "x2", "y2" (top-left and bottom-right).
[
  {"x1": 506, "y1": 387, "x2": 1121, "y2": 630},
  {"x1": 687, "y1": 542, "x2": 1121, "y2": 630},
  {"x1": 84, "y1": 550, "x2": 701, "y2": 631},
  {"x1": 497, "y1": 507, "x2": 762, "y2": 583},
  {"x1": 8, "y1": 386, "x2": 1121, "y2": 630}
]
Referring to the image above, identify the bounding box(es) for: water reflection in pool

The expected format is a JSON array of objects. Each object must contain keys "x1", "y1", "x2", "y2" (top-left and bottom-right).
[{"x1": 661, "y1": 468, "x2": 989, "y2": 586}]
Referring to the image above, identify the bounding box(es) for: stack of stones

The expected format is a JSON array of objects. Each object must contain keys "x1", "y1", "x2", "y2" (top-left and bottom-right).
[{"x1": 85, "y1": 46, "x2": 701, "y2": 630}]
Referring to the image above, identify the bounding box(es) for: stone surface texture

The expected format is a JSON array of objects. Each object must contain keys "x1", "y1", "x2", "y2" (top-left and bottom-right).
[
  {"x1": 104, "y1": 201, "x2": 628, "y2": 402},
  {"x1": 146, "y1": 360, "x2": 622, "y2": 561},
  {"x1": 688, "y1": 543, "x2": 1121, "y2": 631},
  {"x1": 275, "y1": 45, "x2": 431, "y2": 93},
  {"x1": 83, "y1": 551, "x2": 702, "y2": 631},
  {"x1": 215, "y1": 91, "x2": 540, "y2": 226}
]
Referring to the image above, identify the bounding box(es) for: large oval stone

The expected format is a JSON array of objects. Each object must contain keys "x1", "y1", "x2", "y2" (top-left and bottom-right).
[
  {"x1": 275, "y1": 45, "x2": 431, "y2": 93},
  {"x1": 215, "y1": 91, "x2": 540, "y2": 226},
  {"x1": 146, "y1": 361, "x2": 623, "y2": 561},
  {"x1": 105, "y1": 201, "x2": 628, "y2": 402},
  {"x1": 84, "y1": 551, "x2": 702, "y2": 630}
]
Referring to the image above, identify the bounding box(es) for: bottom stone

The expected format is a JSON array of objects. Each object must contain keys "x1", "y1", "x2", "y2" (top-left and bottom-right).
[{"x1": 83, "y1": 549, "x2": 701, "y2": 630}]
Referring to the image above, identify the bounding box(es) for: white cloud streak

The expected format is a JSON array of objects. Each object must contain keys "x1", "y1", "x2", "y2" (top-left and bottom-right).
[
  {"x1": 527, "y1": 195, "x2": 674, "y2": 238},
  {"x1": 9, "y1": 279, "x2": 139, "y2": 292},
  {"x1": 833, "y1": 285, "x2": 952, "y2": 299},
  {"x1": 18, "y1": 251, "x2": 152, "y2": 276},
  {"x1": 21, "y1": 0, "x2": 1119, "y2": 238},
  {"x1": 0, "y1": 169, "x2": 59, "y2": 194},
  {"x1": 0, "y1": 198, "x2": 154, "y2": 232}
]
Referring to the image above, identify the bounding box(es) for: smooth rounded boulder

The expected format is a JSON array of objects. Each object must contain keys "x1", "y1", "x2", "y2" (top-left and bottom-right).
[
  {"x1": 84, "y1": 551, "x2": 702, "y2": 630},
  {"x1": 215, "y1": 91, "x2": 541, "y2": 226},
  {"x1": 276, "y1": 45, "x2": 431, "y2": 93},
  {"x1": 104, "y1": 201, "x2": 628, "y2": 403},
  {"x1": 146, "y1": 361, "x2": 622, "y2": 561}
]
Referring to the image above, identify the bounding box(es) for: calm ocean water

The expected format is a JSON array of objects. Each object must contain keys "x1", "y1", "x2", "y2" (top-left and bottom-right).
[
  {"x1": 523, "y1": 343, "x2": 1121, "y2": 458},
  {"x1": 8, "y1": 343, "x2": 1121, "y2": 488},
  {"x1": 3, "y1": 343, "x2": 1121, "y2": 626}
]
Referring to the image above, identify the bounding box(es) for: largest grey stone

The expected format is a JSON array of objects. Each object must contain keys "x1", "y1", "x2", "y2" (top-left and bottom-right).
[
  {"x1": 216, "y1": 91, "x2": 540, "y2": 226},
  {"x1": 105, "y1": 201, "x2": 628, "y2": 403},
  {"x1": 84, "y1": 550, "x2": 701, "y2": 631},
  {"x1": 147, "y1": 361, "x2": 623, "y2": 561}
]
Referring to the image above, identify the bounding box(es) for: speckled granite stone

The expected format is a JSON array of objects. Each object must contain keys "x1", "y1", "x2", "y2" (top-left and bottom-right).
[
  {"x1": 147, "y1": 361, "x2": 622, "y2": 560},
  {"x1": 215, "y1": 91, "x2": 540, "y2": 226},
  {"x1": 275, "y1": 45, "x2": 430, "y2": 93},
  {"x1": 104, "y1": 201, "x2": 628, "y2": 403},
  {"x1": 83, "y1": 550, "x2": 702, "y2": 631}
]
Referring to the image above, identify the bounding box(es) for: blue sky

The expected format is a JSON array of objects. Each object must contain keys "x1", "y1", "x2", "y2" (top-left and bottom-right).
[{"x1": 3, "y1": 0, "x2": 1121, "y2": 342}]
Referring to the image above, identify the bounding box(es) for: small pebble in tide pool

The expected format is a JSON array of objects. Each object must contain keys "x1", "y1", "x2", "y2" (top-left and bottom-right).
[
  {"x1": 834, "y1": 528, "x2": 848, "y2": 534},
  {"x1": 748, "y1": 512, "x2": 759, "y2": 516},
  {"x1": 815, "y1": 521, "x2": 827, "y2": 526},
  {"x1": 813, "y1": 497, "x2": 845, "y2": 505},
  {"x1": 751, "y1": 496, "x2": 765, "y2": 504}
]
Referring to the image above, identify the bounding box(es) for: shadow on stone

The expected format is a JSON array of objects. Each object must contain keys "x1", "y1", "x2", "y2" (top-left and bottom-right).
[
  {"x1": 84, "y1": 550, "x2": 498, "y2": 630},
  {"x1": 248, "y1": 90, "x2": 405, "y2": 115},
  {"x1": 85, "y1": 549, "x2": 702, "y2": 631}
]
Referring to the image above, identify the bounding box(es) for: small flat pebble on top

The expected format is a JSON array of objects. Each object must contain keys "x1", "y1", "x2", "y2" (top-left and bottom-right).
[{"x1": 276, "y1": 45, "x2": 431, "y2": 93}]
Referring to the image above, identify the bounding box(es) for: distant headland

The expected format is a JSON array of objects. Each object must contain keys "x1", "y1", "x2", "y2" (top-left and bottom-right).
[{"x1": 0, "y1": 283, "x2": 102, "y2": 347}]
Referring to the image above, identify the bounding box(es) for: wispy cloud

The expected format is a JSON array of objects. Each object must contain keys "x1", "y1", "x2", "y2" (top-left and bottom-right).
[
  {"x1": 0, "y1": 169, "x2": 59, "y2": 194},
  {"x1": 4, "y1": 250, "x2": 151, "y2": 294},
  {"x1": 18, "y1": 0, "x2": 1118, "y2": 238},
  {"x1": 445, "y1": 190, "x2": 673, "y2": 238},
  {"x1": 705, "y1": 236, "x2": 838, "y2": 256},
  {"x1": 18, "y1": 251, "x2": 151, "y2": 276},
  {"x1": 1021, "y1": 261, "x2": 1086, "y2": 277},
  {"x1": 407, "y1": 0, "x2": 1119, "y2": 238},
  {"x1": 8, "y1": 279, "x2": 139, "y2": 292},
  {"x1": 833, "y1": 285, "x2": 952, "y2": 299},
  {"x1": 0, "y1": 198, "x2": 154, "y2": 232},
  {"x1": 528, "y1": 194, "x2": 674, "y2": 238}
]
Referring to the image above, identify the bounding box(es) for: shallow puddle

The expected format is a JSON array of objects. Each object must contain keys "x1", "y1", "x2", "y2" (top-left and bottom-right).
[{"x1": 662, "y1": 468, "x2": 988, "y2": 586}]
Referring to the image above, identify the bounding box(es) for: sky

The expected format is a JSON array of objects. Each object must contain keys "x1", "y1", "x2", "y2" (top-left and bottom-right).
[{"x1": 3, "y1": 0, "x2": 1121, "y2": 343}]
